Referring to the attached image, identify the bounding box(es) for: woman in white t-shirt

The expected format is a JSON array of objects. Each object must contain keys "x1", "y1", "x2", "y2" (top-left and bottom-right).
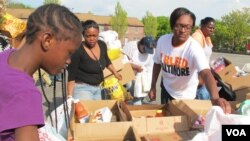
[
  {"x1": 149, "y1": 7, "x2": 231, "y2": 113},
  {"x1": 192, "y1": 17, "x2": 215, "y2": 100}
]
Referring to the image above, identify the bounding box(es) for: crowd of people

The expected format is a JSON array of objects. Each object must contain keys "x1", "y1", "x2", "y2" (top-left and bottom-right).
[{"x1": 0, "y1": 3, "x2": 232, "y2": 141}]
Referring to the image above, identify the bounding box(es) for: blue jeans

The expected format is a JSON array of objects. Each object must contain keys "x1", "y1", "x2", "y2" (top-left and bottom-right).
[
  {"x1": 196, "y1": 85, "x2": 210, "y2": 100},
  {"x1": 73, "y1": 83, "x2": 102, "y2": 100}
]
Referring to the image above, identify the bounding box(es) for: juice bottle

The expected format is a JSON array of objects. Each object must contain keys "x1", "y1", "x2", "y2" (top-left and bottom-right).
[
  {"x1": 74, "y1": 99, "x2": 89, "y2": 123},
  {"x1": 155, "y1": 109, "x2": 163, "y2": 117}
]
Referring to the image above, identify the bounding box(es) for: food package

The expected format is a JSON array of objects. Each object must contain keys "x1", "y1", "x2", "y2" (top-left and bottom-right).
[
  {"x1": 0, "y1": 13, "x2": 26, "y2": 38},
  {"x1": 107, "y1": 48, "x2": 121, "y2": 60},
  {"x1": 102, "y1": 77, "x2": 126, "y2": 101},
  {"x1": 89, "y1": 107, "x2": 112, "y2": 123}
]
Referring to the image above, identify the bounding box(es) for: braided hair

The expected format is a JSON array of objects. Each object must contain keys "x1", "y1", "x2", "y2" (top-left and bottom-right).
[{"x1": 26, "y1": 4, "x2": 82, "y2": 44}]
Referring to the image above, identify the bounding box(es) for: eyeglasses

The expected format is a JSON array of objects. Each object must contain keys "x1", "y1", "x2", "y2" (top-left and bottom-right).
[{"x1": 174, "y1": 24, "x2": 193, "y2": 31}]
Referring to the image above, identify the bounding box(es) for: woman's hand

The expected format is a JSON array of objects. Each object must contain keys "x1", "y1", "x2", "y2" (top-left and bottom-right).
[
  {"x1": 114, "y1": 72, "x2": 122, "y2": 80},
  {"x1": 148, "y1": 87, "x2": 156, "y2": 101},
  {"x1": 211, "y1": 98, "x2": 232, "y2": 114}
]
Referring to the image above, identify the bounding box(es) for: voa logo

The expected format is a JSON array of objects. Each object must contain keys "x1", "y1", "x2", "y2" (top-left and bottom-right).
[{"x1": 226, "y1": 129, "x2": 246, "y2": 136}]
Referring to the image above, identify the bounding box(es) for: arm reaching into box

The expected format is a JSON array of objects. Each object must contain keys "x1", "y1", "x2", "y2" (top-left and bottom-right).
[
  {"x1": 149, "y1": 63, "x2": 162, "y2": 101},
  {"x1": 107, "y1": 64, "x2": 122, "y2": 80},
  {"x1": 200, "y1": 69, "x2": 232, "y2": 114}
]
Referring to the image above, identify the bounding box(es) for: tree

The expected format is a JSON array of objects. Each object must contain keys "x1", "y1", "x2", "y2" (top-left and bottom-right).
[
  {"x1": 142, "y1": 11, "x2": 158, "y2": 38},
  {"x1": 156, "y1": 16, "x2": 171, "y2": 38},
  {"x1": 212, "y1": 20, "x2": 231, "y2": 50},
  {"x1": 43, "y1": 0, "x2": 61, "y2": 4},
  {"x1": 221, "y1": 8, "x2": 250, "y2": 52},
  {"x1": 6, "y1": 1, "x2": 32, "y2": 9},
  {"x1": 110, "y1": 2, "x2": 127, "y2": 40}
]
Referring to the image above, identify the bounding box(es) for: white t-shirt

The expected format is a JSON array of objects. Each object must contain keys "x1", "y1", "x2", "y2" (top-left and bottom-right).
[
  {"x1": 154, "y1": 34, "x2": 209, "y2": 99},
  {"x1": 204, "y1": 43, "x2": 213, "y2": 62},
  {"x1": 122, "y1": 41, "x2": 154, "y2": 97}
]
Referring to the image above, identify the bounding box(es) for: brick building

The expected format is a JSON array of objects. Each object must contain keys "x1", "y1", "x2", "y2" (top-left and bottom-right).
[{"x1": 6, "y1": 8, "x2": 144, "y2": 44}]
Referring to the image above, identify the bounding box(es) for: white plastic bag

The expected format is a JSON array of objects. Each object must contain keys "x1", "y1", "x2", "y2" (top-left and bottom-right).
[
  {"x1": 38, "y1": 122, "x2": 66, "y2": 141},
  {"x1": 99, "y1": 30, "x2": 121, "y2": 50},
  {"x1": 242, "y1": 63, "x2": 250, "y2": 73},
  {"x1": 99, "y1": 30, "x2": 118, "y2": 43},
  {"x1": 46, "y1": 98, "x2": 74, "y2": 139},
  {"x1": 191, "y1": 106, "x2": 250, "y2": 141},
  {"x1": 141, "y1": 71, "x2": 152, "y2": 92}
]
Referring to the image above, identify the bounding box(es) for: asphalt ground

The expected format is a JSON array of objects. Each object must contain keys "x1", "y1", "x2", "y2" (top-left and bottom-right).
[{"x1": 40, "y1": 52, "x2": 250, "y2": 118}]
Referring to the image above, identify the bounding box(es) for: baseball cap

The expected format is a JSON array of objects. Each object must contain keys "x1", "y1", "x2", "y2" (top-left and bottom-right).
[{"x1": 139, "y1": 36, "x2": 155, "y2": 54}]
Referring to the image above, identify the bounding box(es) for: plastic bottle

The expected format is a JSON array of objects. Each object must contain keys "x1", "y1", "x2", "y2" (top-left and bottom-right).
[
  {"x1": 155, "y1": 110, "x2": 163, "y2": 117},
  {"x1": 74, "y1": 99, "x2": 89, "y2": 123}
]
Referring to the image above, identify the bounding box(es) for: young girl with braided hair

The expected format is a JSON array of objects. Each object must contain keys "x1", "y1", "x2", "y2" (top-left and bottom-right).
[{"x1": 0, "y1": 4, "x2": 82, "y2": 141}]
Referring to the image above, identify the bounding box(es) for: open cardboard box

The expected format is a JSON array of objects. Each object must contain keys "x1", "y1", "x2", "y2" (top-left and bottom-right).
[
  {"x1": 126, "y1": 104, "x2": 170, "y2": 119},
  {"x1": 126, "y1": 101, "x2": 210, "y2": 127},
  {"x1": 234, "y1": 88, "x2": 250, "y2": 102},
  {"x1": 167, "y1": 100, "x2": 212, "y2": 129},
  {"x1": 127, "y1": 103, "x2": 201, "y2": 140},
  {"x1": 132, "y1": 115, "x2": 200, "y2": 141},
  {"x1": 73, "y1": 122, "x2": 135, "y2": 141},
  {"x1": 214, "y1": 57, "x2": 236, "y2": 81},
  {"x1": 224, "y1": 75, "x2": 250, "y2": 91},
  {"x1": 67, "y1": 100, "x2": 135, "y2": 141},
  {"x1": 213, "y1": 57, "x2": 250, "y2": 91}
]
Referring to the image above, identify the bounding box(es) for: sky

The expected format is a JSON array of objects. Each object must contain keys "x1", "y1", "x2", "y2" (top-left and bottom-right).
[{"x1": 12, "y1": 0, "x2": 250, "y2": 25}]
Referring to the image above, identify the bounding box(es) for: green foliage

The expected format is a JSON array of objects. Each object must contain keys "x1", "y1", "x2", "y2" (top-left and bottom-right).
[
  {"x1": 212, "y1": 20, "x2": 231, "y2": 50},
  {"x1": 142, "y1": 11, "x2": 158, "y2": 38},
  {"x1": 6, "y1": 1, "x2": 32, "y2": 9},
  {"x1": 219, "y1": 7, "x2": 250, "y2": 52},
  {"x1": 43, "y1": 0, "x2": 61, "y2": 4},
  {"x1": 156, "y1": 16, "x2": 171, "y2": 38},
  {"x1": 110, "y1": 2, "x2": 127, "y2": 39}
]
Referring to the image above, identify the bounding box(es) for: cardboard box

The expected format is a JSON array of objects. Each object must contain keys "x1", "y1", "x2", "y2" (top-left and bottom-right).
[
  {"x1": 213, "y1": 57, "x2": 250, "y2": 91},
  {"x1": 216, "y1": 64, "x2": 237, "y2": 81},
  {"x1": 216, "y1": 57, "x2": 237, "y2": 80},
  {"x1": 67, "y1": 100, "x2": 135, "y2": 141},
  {"x1": 105, "y1": 63, "x2": 135, "y2": 85},
  {"x1": 74, "y1": 122, "x2": 135, "y2": 141},
  {"x1": 132, "y1": 115, "x2": 200, "y2": 141},
  {"x1": 225, "y1": 74, "x2": 250, "y2": 91},
  {"x1": 103, "y1": 56, "x2": 124, "y2": 77},
  {"x1": 167, "y1": 100, "x2": 212, "y2": 128},
  {"x1": 234, "y1": 88, "x2": 250, "y2": 102},
  {"x1": 126, "y1": 103, "x2": 201, "y2": 141},
  {"x1": 127, "y1": 104, "x2": 170, "y2": 119}
]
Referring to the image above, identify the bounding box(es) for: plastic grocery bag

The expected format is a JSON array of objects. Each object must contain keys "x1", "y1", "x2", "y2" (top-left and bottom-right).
[
  {"x1": 242, "y1": 63, "x2": 250, "y2": 73},
  {"x1": 38, "y1": 122, "x2": 66, "y2": 141},
  {"x1": 102, "y1": 77, "x2": 127, "y2": 101},
  {"x1": 46, "y1": 97, "x2": 74, "y2": 139},
  {"x1": 191, "y1": 106, "x2": 250, "y2": 141},
  {"x1": 99, "y1": 30, "x2": 122, "y2": 60}
]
